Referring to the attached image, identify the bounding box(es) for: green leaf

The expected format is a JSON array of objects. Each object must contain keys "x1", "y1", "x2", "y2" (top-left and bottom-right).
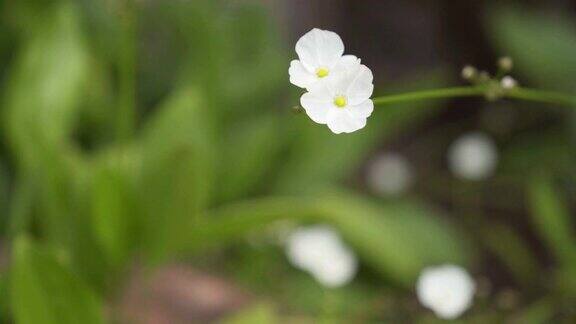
[
  {"x1": 10, "y1": 236, "x2": 104, "y2": 324},
  {"x1": 2, "y1": 1, "x2": 92, "y2": 256},
  {"x1": 89, "y1": 149, "x2": 139, "y2": 268},
  {"x1": 217, "y1": 115, "x2": 285, "y2": 202},
  {"x1": 3, "y1": 1, "x2": 89, "y2": 167},
  {"x1": 528, "y1": 174, "x2": 576, "y2": 271},
  {"x1": 274, "y1": 71, "x2": 449, "y2": 194},
  {"x1": 138, "y1": 86, "x2": 215, "y2": 263},
  {"x1": 482, "y1": 223, "x2": 539, "y2": 287},
  {"x1": 486, "y1": 5, "x2": 576, "y2": 91},
  {"x1": 6, "y1": 173, "x2": 36, "y2": 238},
  {"x1": 184, "y1": 191, "x2": 472, "y2": 287}
]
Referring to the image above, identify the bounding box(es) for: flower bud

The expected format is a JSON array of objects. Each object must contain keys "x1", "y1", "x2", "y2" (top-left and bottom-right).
[
  {"x1": 498, "y1": 56, "x2": 513, "y2": 71},
  {"x1": 461, "y1": 65, "x2": 477, "y2": 80},
  {"x1": 291, "y1": 105, "x2": 304, "y2": 114}
]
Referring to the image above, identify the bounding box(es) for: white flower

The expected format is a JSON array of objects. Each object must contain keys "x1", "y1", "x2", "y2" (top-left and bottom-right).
[
  {"x1": 366, "y1": 153, "x2": 413, "y2": 196},
  {"x1": 501, "y1": 76, "x2": 517, "y2": 90},
  {"x1": 289, "y1": 28, "x2": 360, "y2": 90},
  {"x1": 448, "y1": 132, "x2": 498, "y2": 180},
  {"x1": 285, "y1": 225, "x2": 357, "y2": 288},
  {"x1": 288, "y1": 28, "x2": 375, "y2": 134},
  {"x1": 416, "y1": 264, "x2": 476, "y2": 320},
  {"x1": 300, "y1": 62, "x2": 374, "y2": 134}
]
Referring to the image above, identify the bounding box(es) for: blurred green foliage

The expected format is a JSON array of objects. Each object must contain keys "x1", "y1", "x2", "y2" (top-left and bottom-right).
[
  {"x1": 0, "y1": 0, "x2": 574, "y2": 323},
  {"x1": 10, "y1": 236, "x2": 104, "y2": 324},
  {"x1": 487, "y1": 5, "x2": 576, "y2": 91}
]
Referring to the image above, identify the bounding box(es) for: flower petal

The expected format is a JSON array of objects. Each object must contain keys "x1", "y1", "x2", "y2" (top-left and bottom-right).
[
  {"x1": 326, "y1": 108, "x2": 367, "y2": 134},
  {"x1": 325, "y1": 61, "x2": 370, "y2": 98},
  {"x1": 300, "y1": 83, "x2": 333, "y2": 124},
  {"x1": 345, "y1": 64, "x2": 374, "y2": 105},
  {"x1": 333, "y1": 55, "x2": 360, "y2": 71},
  {"x1": 289, "y1": 60, "x2": 317, "y2": 89},
  {"x1": 348, "y1": 99, "x2": 374, "y2": 119},
  {"x1": 326, "y1": 55, "x2": 361, "y2": 90},
  {"x1": 295, "y1": 28, "x2": 344, "y2": 70}
]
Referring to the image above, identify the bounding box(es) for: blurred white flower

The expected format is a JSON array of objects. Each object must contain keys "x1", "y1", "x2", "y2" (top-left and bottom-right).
[
  {"x1": 285, "y1": 225, "x2": 357, "y2": 288},
  {"x1": 448, "y1": 132, "x2": 498, "y2": 180},
  {"x1": 416, "y1": 264, "x2": 476, "y2": 320},
  {"x1": 300, "y1": 62, "x2": 374, "y2": 134},
  {"x1": 366, "y1": 153, "x2": 413, "y2": 196},
  {"x1": 501, "y1": 76, "x2": 517, "y2": 90},
  {"x1": 289, "y1": 28, "x2": 360, "y2": 90}
]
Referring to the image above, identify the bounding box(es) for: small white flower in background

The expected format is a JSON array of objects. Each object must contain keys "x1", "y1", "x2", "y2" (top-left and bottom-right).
[
  {"x1": 366, "y1": 153, "x2": 413, "y2": 196},
  {"x1": 285, "y1": 225, "x2": 357, "y2": 288},
  {"x1": 501, "y1": 76, "x2": 517, "y2": 90},
  {"x1": 448, "y1": 132, "x2": 498, "y2": 181},
  {"x1": 300, "y1": 63, "x2": 374, "y2": 134},
  {"x1": 416, "y1": 264, "x2": 476, "y2": 320},
  {"x1": 289, "y1": 28, "x2": 360, "y2": 90}
]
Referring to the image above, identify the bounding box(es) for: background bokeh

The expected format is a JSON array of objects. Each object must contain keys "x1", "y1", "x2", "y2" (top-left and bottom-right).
[{"x1": 0, "y1": 0, "x2": 575, "y2": 323}]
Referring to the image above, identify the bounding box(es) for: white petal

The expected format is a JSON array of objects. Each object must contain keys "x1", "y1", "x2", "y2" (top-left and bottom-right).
[
  {"x1": 326, "y1": 108, "x2": 367, "y2": 134},
  {"x1": 325, "y1": 55, "x2": 362, "y2": 90},
  {"x1": 345, "y1": 64, "x2": 374, "y2": 105},
  {"x1": 289, "y1": 60, "x2": 317, "y2": 89},
  {"x1": 347, "y1": 99, "x2": 373, "y2": 119},
  {"x1": 295, "y1": 28, "x2": 344, "y2": 70},
  {"x1": 300, "y1": 84, "x2": 333, "y2": 124},
  {"x1": 326, "y1": 63, "x2": 372, "y2": 101},
  {"x1": 332, "y1": 55, "x2": 361, "y2": 72}
]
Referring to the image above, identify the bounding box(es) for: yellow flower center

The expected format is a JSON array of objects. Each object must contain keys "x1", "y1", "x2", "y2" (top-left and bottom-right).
[
  {"x1": 316, "y1": 67, "x2": 329, "y2": 78},
  {"x1": 333, "y1": 95, "x2": 347, "y2": 108}
]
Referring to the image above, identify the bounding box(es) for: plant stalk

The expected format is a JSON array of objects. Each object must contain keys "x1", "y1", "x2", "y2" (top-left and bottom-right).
[{"x1": 371, "y1": 86, "x2": 576, "y2": 108}]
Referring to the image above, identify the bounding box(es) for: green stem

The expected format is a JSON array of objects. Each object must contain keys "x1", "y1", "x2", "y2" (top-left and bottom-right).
[
  {"x1": 372, "y1": 86, "x2": 484, "y2": 105},
  {"x1": 506, "y1": 88, "x2": 576, "y2": 107},
  {"x1": 371, "y1": 86, "x2": 576, "y2": 108}
]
